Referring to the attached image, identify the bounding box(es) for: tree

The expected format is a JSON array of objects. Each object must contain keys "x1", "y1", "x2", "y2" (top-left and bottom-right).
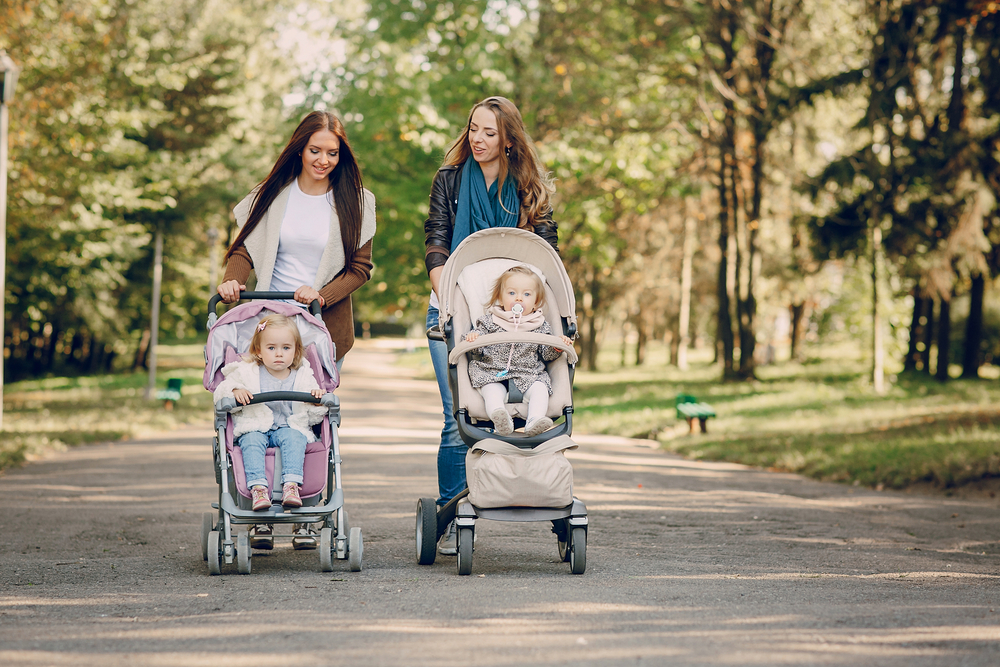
[{"x1": 2, "y1": 0, "x2": 294, "y2": 380}]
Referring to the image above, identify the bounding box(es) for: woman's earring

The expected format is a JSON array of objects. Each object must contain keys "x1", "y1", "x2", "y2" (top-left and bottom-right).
[{"x1": 505, "y1": 146, "x2": 511, "y2": 158}]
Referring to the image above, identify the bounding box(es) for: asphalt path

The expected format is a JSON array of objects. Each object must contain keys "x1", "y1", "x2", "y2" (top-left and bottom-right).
[{"x1": 1, "y1": 341, "x2": 998, "y2": 666}]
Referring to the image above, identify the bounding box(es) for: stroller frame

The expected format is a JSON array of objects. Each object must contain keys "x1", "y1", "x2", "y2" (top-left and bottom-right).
[
  {"x1": 415, "y1": 229, "x2": 589, "y2": 575},
  {"x1": 202, "y1": 292, "x2": 362, "y2": 575}
]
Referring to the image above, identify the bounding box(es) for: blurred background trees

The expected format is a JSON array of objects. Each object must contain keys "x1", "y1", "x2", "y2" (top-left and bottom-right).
[{"x1": 1, "y1": 0, "x2": 998, "y2": 384}]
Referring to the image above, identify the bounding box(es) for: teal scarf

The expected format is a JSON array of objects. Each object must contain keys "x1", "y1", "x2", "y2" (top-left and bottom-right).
[{"x1": 450, "y1": 157, "x2": 520, "y2": 252}]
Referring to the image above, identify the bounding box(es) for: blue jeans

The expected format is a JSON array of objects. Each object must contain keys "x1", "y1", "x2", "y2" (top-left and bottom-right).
[
  {"x1": 238, "y1": 427, "x2": 306, "y2": 488},
  {"x1": 427, "y1": 306, "x2": 466, "y2": 506}
]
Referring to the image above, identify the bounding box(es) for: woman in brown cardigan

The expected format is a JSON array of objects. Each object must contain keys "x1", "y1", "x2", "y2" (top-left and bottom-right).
[
  {"x1": 217, "y1": 110, "x2": 376, "y2": 550},
  {"x1": 218, "y1": 110, "x2": 376, "y2": 362}
]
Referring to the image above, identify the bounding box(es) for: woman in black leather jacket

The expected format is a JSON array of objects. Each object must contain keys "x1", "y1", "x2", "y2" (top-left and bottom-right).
[{"x1": 423, "y1": 96, "x2": 559, "y2": 555}]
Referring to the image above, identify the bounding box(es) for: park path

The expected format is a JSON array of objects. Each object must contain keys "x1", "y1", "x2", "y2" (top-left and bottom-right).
[{"x1": 0, "y1": 341, "x2": 998, "y2": 666}]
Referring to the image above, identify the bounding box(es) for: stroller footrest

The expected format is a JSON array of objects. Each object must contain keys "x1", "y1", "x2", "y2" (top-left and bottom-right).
[{"x1": 219, "y1": 489, "x2": 344, "y2": 520}]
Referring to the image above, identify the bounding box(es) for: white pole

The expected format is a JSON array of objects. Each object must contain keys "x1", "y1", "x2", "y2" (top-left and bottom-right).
[
  {"x1": 0, "y1": 102, "x2": 8, "y2": 429},
  {"x1": 145, "y1": 228, "x2": 163, "y2": 399}
]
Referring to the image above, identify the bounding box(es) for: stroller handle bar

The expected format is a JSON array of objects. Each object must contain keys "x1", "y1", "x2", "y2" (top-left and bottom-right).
[
  {"x1": 208, "y1": 292, "x2": 322, "y2": 318},
  {"x1": 215, "y1": 391, "x2": 338, "y2": 413}
]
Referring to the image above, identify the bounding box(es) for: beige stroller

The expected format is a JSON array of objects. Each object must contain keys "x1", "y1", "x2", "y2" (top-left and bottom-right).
[{"x1": 416, "y1": 227, "x2": 589, "y2": 574}]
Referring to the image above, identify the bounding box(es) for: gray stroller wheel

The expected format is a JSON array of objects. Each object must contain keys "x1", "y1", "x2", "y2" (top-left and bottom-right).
[
  {"x1": 415, "y1": 498, "x2": 437, "y2": 565},
  {"x1": 348, "y1": 527, "x2": 363, "y2": 572},
  {"x1": 201, "y1": 512, "x2": 214, "y2": 561},
  {"x1": 207, "y1": 531, "x2": 222, "y2": 575},
  {"x1": 237, "y1": 532, "x2": 252, "y2": 574},
  {"x1": 569, "y1": 527, "x2": 586, "y2": 575},
  {"x1": 319, "y1": 527, "x2": 334, "y2": 572},
  {"x1": 456, "y1": 526, "x2": 474, "y2": 575},
  {"x1": 555, "y1": 519, "x2": 571, "y2": 562}
]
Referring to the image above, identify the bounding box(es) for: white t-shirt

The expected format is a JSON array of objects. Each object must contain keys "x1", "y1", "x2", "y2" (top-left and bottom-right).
[{"x1": 270, "y1": 178, "x2": 332, "y2": 294}]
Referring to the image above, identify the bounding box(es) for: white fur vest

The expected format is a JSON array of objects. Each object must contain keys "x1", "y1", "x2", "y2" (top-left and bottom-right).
[
  {"x1": 212, "y1": 358, "x2": 328, "y2": 442},
  {"x1": 232, "y1": 183, "x2": 377, "y2": 291}
]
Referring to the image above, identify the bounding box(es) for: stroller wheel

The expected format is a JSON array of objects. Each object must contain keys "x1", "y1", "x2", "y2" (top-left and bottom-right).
[
  {"x1": 569, "y1": 527, "x2": 587, "y2": 575},
  {"x1": 201, "y1": 512, "x2": 214, "y2": 561},
  {"x1": 415, "y1": 498, "x2": 437, "y2": 565},
  {"x1": 237, "y1": 532, "x2": 252, "y2": 575},
  {"x1": 554, "y1": 519, "x2": 571, "y2": 562},
  {"x1": 207, "y1": 531, "x2": 222, "y2": 575},
  {"x1": 348, "y1": 526, "x2": 364, "y2": 572},
  {"x1": 456, "y1": 527, "x2": 474, "y2": 576},
  {"x1": 319, "y1": 527, "x2": 335, "y2": 572}
]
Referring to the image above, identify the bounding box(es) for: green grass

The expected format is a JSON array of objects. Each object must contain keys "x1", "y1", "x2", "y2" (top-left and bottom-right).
[
  {"x1": 571, "y1": 342, "x2": 1000, "y2": 491},
  {"x1": 1, "y1": 347, "x2": 212, "y2": 471}
]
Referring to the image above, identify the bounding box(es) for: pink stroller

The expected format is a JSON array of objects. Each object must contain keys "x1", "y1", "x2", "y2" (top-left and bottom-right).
[{"x1": 201, "y1": 292, "x2": 362, "y2": 574}]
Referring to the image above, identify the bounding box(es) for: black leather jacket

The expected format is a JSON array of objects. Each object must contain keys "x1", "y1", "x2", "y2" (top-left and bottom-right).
[{"x1": 424, "y1": 162, "x2": 559, "y2": 273}]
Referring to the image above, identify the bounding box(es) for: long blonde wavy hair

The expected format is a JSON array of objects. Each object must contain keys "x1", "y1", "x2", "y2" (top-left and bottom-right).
[{"x1": 443, "y1": 96, "x2": 555, "y2": 228}]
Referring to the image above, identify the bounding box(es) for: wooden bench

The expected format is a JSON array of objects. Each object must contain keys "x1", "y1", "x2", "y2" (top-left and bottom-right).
[
  {"x1": 675, "y1": 394, "x2": 715, "y2": 434},
  {"x1": 156, "y1": 378, "x2": 184, "y2": 410}
]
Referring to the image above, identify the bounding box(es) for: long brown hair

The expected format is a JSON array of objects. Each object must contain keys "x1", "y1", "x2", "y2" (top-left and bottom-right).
[
  {"x1": 226, "y1": 111, "x2": 364, "y2": 268},
  {"x1": 443, "y1": 96, "x2": 555, "y2": 228}
]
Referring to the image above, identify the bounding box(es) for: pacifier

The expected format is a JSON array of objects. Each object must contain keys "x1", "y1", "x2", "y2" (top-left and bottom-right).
[{"x1": 496, "y1": 303, "x2": 524, "y2": 379}]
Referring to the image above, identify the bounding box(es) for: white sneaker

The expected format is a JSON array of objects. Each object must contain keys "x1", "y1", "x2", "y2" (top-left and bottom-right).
[
  {"x1": 490, "y1": 408, "x2": 514, "y2": 436},
  {"x1": 524, "y1": 416, "x2": 554, "y2": 436},
  {"x1": 292, "y1": 523, "x2": 317, "y2": 550},
  {"x1": 438, "y1": 520, "x2": 457, "y2": 555},
  {"x1": 249, "y1": 524, "x2": 273, "y2": 550}
]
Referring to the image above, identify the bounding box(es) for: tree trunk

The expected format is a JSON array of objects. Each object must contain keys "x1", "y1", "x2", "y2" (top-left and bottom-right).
[
  {"x1": 712, "y1": 0, "x2": 737, "y2": 380},
  {"x1": 790, "y1": 302, "x2": 805, "y2": 362},
  {"x1": 677, "y1": 212, "x2": 696, "y2": 370},
  {"x1": 133, "y1": 329, "x2": 151, "y2": 371},
  {"x1": 620, "y1": 320, "x2": 630, "y2": 367},
  {"x1": 872, "y1": 225, "x2": 885, "y2": 393},
  {"x1": 584, "y1": 315, "x2": 598, "y2": 371},
  {"x1": 904, "y1": 292, "x2": 923, "y2": 372},
  {"x1": 146, "y1": 228, "x2": 164, "y2": 399},
  {"x1": 921, "y1": 298, "x2": 935, "y2": 374},
  {"x1": 583, "y1": 276, "x2": 600, "y2": 371},
  {"x1": 634, "y1": 309, "x2": 647, "y2": 367},
  {"x1": 43, "y1": 324, "x2": 60, "y2": 372},
  {"x1": 87, "y1": 335, "x2": 103, "y2": 373},
  {"x1": 935, "y1": 295, "x2": 951, "y2": 382},
  {"x1": 961, "y1": 273, "x2": 984, "y2": 378}
]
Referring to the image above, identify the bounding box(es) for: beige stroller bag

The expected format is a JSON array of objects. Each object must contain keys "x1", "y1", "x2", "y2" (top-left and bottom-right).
[{"x1": 466, "y1": 435, "x2": 577, "y2": 508}]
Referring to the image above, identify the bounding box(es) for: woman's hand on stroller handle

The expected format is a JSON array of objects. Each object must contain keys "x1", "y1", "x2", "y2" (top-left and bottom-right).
[
  {"x1": 217, "y1": 280, "x2": 246, "y2": 303},
  {"x1": 294, "y1": 286, "x2": 325, "y2": 308},
  {"x1": 207, "y1": 291, "x2": 322, "y2": 318}
]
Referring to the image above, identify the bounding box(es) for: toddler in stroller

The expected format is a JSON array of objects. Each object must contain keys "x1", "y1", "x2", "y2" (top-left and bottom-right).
[
  {"x1": 416, "y1": 228, "x2": 588, "y2": 575},
  {"x1": 202, "y1": 293, "x2": 363, "y2": 575},
  {"x1": 463, "y1": 265, "x2": 575, "y2": 437},
  {"x1": 212, "y1": 313, "x2": 326, "y2": 511}
]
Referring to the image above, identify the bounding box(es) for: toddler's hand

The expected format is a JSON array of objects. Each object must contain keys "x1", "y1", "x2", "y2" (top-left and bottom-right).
[
  {"x1": 464, "y1": 331, "x2": 480, "y2": 342},
  {"x1": 311, "y1": 388, "x2": 324, "y2": 399},
  {"x1": 561, "y1": 335, "x2": 574, "y2": 347},
  {"x1": 232, "y1": 388, "x2": 253, "y2": 405}
]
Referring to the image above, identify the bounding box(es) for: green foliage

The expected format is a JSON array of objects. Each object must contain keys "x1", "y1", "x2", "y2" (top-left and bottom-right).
[
  {"x1": 1, "y1": 365, "x2": 211, "y2": 472},
  {"x1": 2, "y1": 0, "x2": 294, "y2": 379},
  {"x1": 572, "y1": 342, "x2": 1000, "y2": 490}
]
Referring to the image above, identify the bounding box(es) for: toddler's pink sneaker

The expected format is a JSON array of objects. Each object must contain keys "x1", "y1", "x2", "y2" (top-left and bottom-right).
[
  {"x1": 251, "y1": 486, "x2": 271, "y2": 511},
  {"x1": 282, "y1": 482, "x2": 302, "y2": 508}
]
